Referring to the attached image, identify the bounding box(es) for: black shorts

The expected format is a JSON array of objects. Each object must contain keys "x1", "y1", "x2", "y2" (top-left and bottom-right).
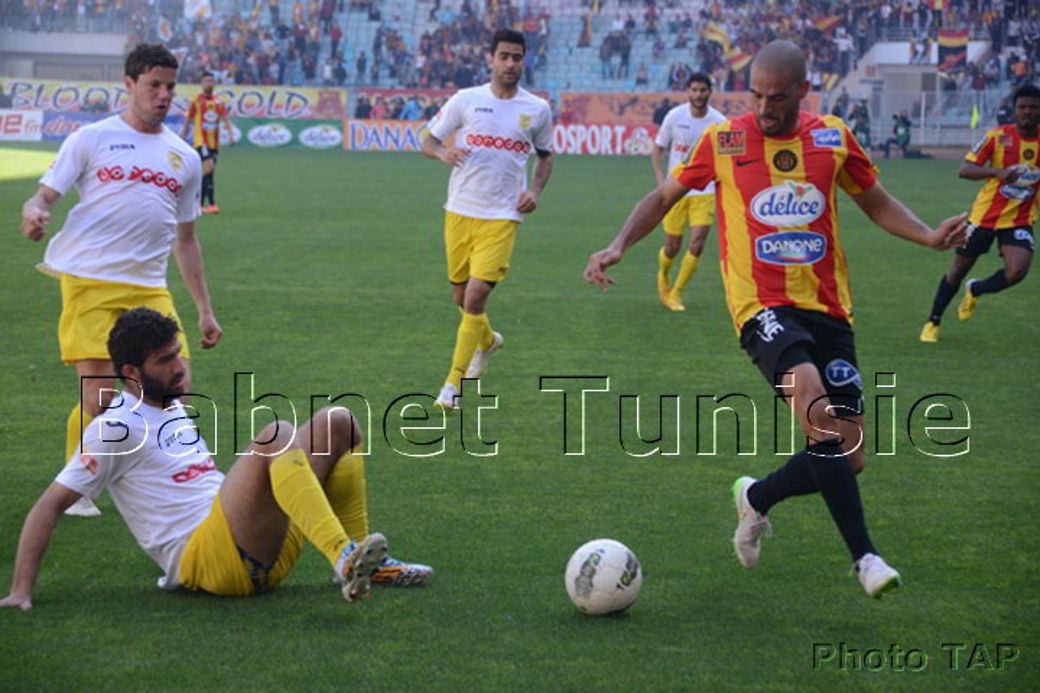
[
  {"x1": 739, "y1": 306, "x2": 864, "y2": 415},
  {"x1": 956, "y1": 224, "x2": 1035, "y2": 257},
  {"x1": 195, "y1": 146, "x2": 219, "y2": 164}
]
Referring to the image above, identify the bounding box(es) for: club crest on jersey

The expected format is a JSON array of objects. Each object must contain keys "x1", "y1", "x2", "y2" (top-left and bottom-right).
[
  {"x1": 772, "y1": 149, "x2": 798, "y2": 172},
  {"x1": 825, "y1": 359, "x2": 862, "y2": 390},
  {"x1": 168, "y1": 151, "x2": 183, "y2": 171},
  {"x1": 1025, "y1": 149, "x2": 1035, "y2": 160},
  {"x1": 811, "y1": 128, "x2": 841, "y2": 148},
  {"x1": 750, "y1": 180, "x2": 826, "y2": 228},
  {"x1": 755, "y1": 231, "x2": 827, "y2": 265},
  {"x1": 519, "y1": 114, "x2": 532, "y2": 129},
  {"x1": 717, "y1": 130, "x2": 746, "y2": 155}
]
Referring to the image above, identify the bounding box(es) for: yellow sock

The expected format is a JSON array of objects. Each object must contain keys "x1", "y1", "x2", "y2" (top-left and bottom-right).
[
  {"x1": 673, "y1": 252, "x2": 701, "y2": 293},
  {"x1": 323, "y1": 451, "x2": 369, "y2": 541},
  {"x1": 446, "y1": 312, "x2": 487, "y2": 388},
  {"x1": 269, "y1": 448, "x2": 349, "y2": 566},
  {"x1": 658, "y1": 247, "x2": 675, "y2": 276},
  {"x1": 460, "y1": 306, "x2": 494, "y2": 351},
  {"x1": 66, "y1": 403, "x2": 94, "y2": 462}
]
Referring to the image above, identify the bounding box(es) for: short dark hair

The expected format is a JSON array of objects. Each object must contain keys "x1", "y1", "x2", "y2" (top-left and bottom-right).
[
  {"x1": 1012, "y1": 83, "x2": 1040, "y2": 105},
  {"x1": 490, "y1": 29, "x2": 525, "y2": 56},
  {"x1": 108, "y1": 307, "x2": 180, "y2": 381},
  {"x1": 687, "y1": 72, "x2": 712, "y2": 90},
  {"x1": 125, "y1": 44, "x2": 179, "y2": 80},
  {"x1": 200, "y1": 70, "x2": 214, "y2": 80}
]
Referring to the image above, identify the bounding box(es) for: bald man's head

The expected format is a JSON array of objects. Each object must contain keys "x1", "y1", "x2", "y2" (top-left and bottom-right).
[
  {"x1": 750, "y1": 40, "x2": 807, "y2": 84},
  {"x1": 749, "y1": 40, "x2": 809, "y2": 136}
]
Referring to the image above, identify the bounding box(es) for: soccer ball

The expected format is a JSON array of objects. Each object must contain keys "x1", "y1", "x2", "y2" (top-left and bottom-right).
[{"x1": 564, "y1": 539, "x2": 642, "y2": 615}]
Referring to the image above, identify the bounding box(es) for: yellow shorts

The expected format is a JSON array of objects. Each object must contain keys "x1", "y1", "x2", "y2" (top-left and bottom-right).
[
  {"x1": 444, "y1": 211, "x2": 518, "y2": 283},
  {"x1": 58, "y1": 273, "x2": 190, "y2": 364},
  {"x1": 179, "y1": 494, "x2": 305, "y2": 596},
  {"x1": 663, "y1": 194, "x2": 715, "y2": 236}
]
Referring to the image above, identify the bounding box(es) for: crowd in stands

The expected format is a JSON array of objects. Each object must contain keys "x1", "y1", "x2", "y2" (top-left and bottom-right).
[{"x1": 1, "y1": 0, "x2": 1036, "y2": 95}]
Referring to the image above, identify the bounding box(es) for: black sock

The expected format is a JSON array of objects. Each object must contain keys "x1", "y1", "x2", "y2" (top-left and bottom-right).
[
  {"x1": 747, "y1": 449, "x2": 819, "y2": 515},
  {"x1": 928, "y1": 275, "x2": 959, "y2": 324},
  {"x1": 972, "y1": 268, "x2": 1011, "y2": 296},
  {"x1": 803, "y1": 441, "x2": 877, "y2": 561},
  {"x1": 202, "y1": 172, "x2": 214, "y2": 205}
]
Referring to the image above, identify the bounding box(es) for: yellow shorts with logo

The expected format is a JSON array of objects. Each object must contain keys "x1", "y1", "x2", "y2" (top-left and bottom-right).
[
  {"x1": 58, "y1": 273, "x2": 190, "y2": 364},
  {"x1": 444, "y1": 211, "x2": 518, "y2": 283},
  {"x1": 179, "y1": 494, "x2": 305, "y2": 596},
  {"x1": 663, "y1": 194, "x2": 715, "y2": 236}
]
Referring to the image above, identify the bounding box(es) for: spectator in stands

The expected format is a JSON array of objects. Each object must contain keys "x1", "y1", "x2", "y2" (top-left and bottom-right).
[
  {"x1": 600, "y1": 35, "x2": 614, "y2": 79},
  {"x1": 635, "y1": 63, "x2": 649, "y2": 88},
  {"x1": 883, "y1": 111, "x2": 912, "y2": 159},
  {"x1": 356, "y1": 51, "x2": 367, "y2": 85},
  {"x1": 617, "y1": 32, "x2": 631, "y2": 79},
  {"x1": 370, "y1": 94, "x2": 388, "y2": 119},
  {"x1": 354, "y1": 94, "x2": 372, "y2": 118},
  {"x1": 0, "y1": 86, "x2": 12, "y2": 108},
  {"x1": 850, "y1": 101, "x2": 871, "y2": 149},
  {"x1": 329, "y1": 22, "x2": 342, "y2": 57},
  {"x1": 400, "y1": 94, "x2": 422, "y2": 120}
]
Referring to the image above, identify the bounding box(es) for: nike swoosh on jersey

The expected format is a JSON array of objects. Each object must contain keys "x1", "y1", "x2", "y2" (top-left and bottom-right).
[{"x1": 734, "y1": 159, "x2": 759, "y2": 166}]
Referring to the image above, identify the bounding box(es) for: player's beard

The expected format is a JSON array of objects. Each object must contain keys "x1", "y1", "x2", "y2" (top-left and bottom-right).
[{"x1": 139, "y1": 371, "x2": 185, "y2": 406}]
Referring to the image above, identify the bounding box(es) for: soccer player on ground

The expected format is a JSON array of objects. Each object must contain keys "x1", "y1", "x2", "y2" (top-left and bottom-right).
[
  {"x1": 421, "y1": 28, "x2": 554, "y2": 410},
  {"x1": 180, "y1": 71, "x2": 235, "y2": 214},
  {"x1": 583, "y1": 40, "x2": 967, "y2": 598},
  {"x1": 0, "y1": 308, "x2": 432, "y2": 611},
  {"x1": 19, "y1": 44, "x2": 223, "y2": 518},
  {"x1": 651, "y1": 72, "x2": 726, "y2": 312},
  {"x1": 919, "y1": 83, "x2": 1039, "y2": 343}
]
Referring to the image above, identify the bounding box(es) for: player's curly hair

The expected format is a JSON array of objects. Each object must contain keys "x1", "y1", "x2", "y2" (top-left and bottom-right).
[
  {"x1": 125, "y1": 43, "x2": 179, "y2": 80},
  {"x1": 108, "y1": 307, "x2": 180, "y2": 381},
  {"x1": 1012, "y1": 83, "x2": 1040, "y2": 105}
]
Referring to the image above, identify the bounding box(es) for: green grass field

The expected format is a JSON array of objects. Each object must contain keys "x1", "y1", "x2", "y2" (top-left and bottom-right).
[{"x1": 1, "y1": 142, "x2": 1037, "y2": 691}]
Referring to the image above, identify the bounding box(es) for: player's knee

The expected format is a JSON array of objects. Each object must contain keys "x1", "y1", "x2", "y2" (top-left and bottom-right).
[
  {"x1": 320, "y1": 406, "x2": 364, "y2": 451},
  {"x1": 254, "y1": 420, "x2": 298, "y2": 456},
  {"x1": 664, "y1": 235, "x2": 681, "y2": 255},
  {"x1": 1006, "y1": 265, "x2": 1028, "y2": 284}
]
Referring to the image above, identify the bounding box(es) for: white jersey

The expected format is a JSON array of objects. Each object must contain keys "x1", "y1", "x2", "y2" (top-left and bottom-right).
[
  {"x1": 41, "y1": 115, "x2": 202, "y2": 288},
  {"x1": 56, "y1": 391, "x2": 224, "y2": 589},
  {"x1": 428, "y1": 84, "x2": 552, "y2": 223},
  {"x1": 655, "y1": 104, "x2": 726, "y2": 197}
]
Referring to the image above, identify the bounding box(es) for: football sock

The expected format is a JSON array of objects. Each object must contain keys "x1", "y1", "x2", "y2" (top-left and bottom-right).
[
  {"x1": 323, "y1": 450, "x2": 369, "y2": 541},
  {"x1": 269, "y1": 448, "x2": 350, "y2": 566},
  {"x1": 972, "y1": 268, "x2": 1012, "y2": 295},
  {"x1": 457, "y1": 306, "x2": 493, "y2": 349},
  {"x1": 202, "y1": 172, "x2": 214, "y2": 205},
  {"x1": 672, "y1": 251, "x2": 701, "y2": 292},
  {"x1": 65, "y1": 403, "x2": 94, "y2": 463},
  {"x1": 747, "y1": 448, "x2": 819, "y2": 515},
  {"x1": 446, "y1": 312, "x2": 487, "y2": 388},
  {"x1": 657, "y1": 247, "x2": 675, "y2": 276},
  {"x1": 803, "y1": 441, "x2": 877, "y2": 561},
  {"x1": 928, "y1": 275, "x2": 959, "y2": 324}
]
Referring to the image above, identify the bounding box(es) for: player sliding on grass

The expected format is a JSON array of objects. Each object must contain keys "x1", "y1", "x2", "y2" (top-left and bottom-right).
[
  {"x1": 0, "y1": 308, "x2": 431, "y2": 610},
  {"x1": 584, "y1": 40, "x2": 968, "y2": 598}
]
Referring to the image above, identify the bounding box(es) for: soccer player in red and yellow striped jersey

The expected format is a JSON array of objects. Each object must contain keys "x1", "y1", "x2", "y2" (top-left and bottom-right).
[
  {"x1": 920, "y1": 84, "x2": 1039, "y2": 342},
  {"x1": 180, "y1": 72, "x2": 235, "y2": 214},
  {"x1": 584, "y1": 41, "x2": 968, "y2": 598}
]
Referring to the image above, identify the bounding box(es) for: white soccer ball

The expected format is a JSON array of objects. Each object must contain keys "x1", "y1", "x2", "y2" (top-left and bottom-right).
[{"x1": 564, "y1": 538, "x2": 642, "y2": 615}]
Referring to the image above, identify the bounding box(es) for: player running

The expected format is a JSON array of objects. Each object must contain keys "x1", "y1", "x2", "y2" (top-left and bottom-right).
[
  {"x1": 651, "y1": 72, "x2": 726, "y2": 311},
  {"x1": 920, "y1": 83, "x2": 1039, "y2": 342},
  {"x1": 421, "y1": 28, "x2": 554, "y2": 410},
  {"x1": 180, "y1": 71, "x2": 235, "y2": 214},
  {"x1": 584, "y1": 40, "x2": 967, "y2": 598}
]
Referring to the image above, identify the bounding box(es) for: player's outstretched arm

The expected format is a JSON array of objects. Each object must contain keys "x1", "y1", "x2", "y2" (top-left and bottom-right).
[
  {"x1": 173, "y1": 222, "x2": 223, "y2": 349},
  {"x1": 1, "y1": 483, "x2": 82, "y2": 611},
  {"x1": 583, "y1": 178, "x2": 688, "y2": 290},
  {"x1": 421, "y1": 132, "x2": 468, "y2": 167},
  {"x1": 959, "y1": 160, "x2": 1019, "y2": 183},
  {"x1": 20, "y1": 185, "x2": 61, "y2": 242},
  {"x1": 852, "y1": 182, "x2": 968, "y2": 250}
]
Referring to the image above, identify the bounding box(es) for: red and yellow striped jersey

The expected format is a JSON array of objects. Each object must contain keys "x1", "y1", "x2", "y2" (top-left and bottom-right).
[
  {"x1": 185, "y1": 93, "x2": 228, "y2": 150},
  {"x1": 677, "y1": 111, "x2": 878, "y2": 333},
  {"x1": 963, "y1": 125, "x2": 1040, "y2": 229}
]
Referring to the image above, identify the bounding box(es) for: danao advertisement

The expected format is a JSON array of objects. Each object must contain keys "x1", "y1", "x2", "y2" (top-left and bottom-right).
[
  {"x1": 0, "y1": 79, "x2": 346, "y2": 120},
  {"x1": 344, "y1": 119, "x2": 430, "y2": 151}
]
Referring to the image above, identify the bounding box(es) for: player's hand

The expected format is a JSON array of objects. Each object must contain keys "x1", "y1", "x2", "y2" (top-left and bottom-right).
[
  {"x1": 516, "y1": 191, "x2": 538, "y2": 214},
  {"x1": 0, "y1": 593, "x2": 33, "y2": 611},
  {"x1": 998, "y1": 166, "x2": 1021, "y2": 183},
  {"x1": 583, "y1": 248, "x2": 623, "y2": 290},
  {"x1": 199, "y1": 315, "x2": 223, "y2": 349},
  {"x1": 931, "y1": 212, "x2": 969, "y2": 250},
  {"x1": 20, "y1": 204, "x2": 50, "y2": 241},
  {"x1": 438, "y1": 146, "x2": 469, "y2": 167}
]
